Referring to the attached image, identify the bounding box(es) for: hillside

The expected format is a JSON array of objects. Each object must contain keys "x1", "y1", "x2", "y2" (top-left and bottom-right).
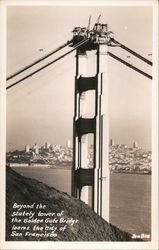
[{"x1": 6, "y1": 166, "x2": 140, "y2": 241}]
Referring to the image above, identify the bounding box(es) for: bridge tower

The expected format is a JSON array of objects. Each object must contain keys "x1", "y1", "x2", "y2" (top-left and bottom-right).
[{"x1": 71, "y1": 24, "x2": 111, "y2": 221}]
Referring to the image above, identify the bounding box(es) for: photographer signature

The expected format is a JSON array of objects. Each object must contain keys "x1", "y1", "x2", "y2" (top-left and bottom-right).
[{"x1": 132, "y1": 233, "x2": 150, "y2": 239}]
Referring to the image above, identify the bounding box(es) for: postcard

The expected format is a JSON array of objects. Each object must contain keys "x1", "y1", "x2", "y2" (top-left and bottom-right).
[{"x1": 0, "y1": 0, "x2": 158, "y2": 249}]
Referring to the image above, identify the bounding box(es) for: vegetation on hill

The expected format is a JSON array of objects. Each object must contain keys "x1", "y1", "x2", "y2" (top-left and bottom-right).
[{"x1": 6, "y1": 166, "x2": 141, "y2": 241}]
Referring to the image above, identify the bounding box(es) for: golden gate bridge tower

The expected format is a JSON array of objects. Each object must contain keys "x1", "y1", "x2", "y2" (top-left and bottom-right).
[{"x1": 71, "y1": 22, "x2": 113, "y2": 222}]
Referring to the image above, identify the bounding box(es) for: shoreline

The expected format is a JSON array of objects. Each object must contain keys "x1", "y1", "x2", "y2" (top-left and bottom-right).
[{"x1": 8, "y1": 164, "x2": 151, "y2": 175}]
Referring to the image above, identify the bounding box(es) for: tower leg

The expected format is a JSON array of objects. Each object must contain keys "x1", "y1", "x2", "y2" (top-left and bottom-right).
[
  {"x1": 72, "y1": 45, "x2": 110, "y2": 222},
  {"x1": 99, "y1": 45, "x2": 110, "y2": 222}
]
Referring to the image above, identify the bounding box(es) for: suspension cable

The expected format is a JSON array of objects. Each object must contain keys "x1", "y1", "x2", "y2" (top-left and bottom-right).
[
  {"x1": 7, "y1": 40, "x2": 73, "y2": 81},
  {"x1": 6, "y1": 39, "x2": 90, "y2": 90},
  {"x1": 108, "y1": 51, "x2": 152, "y2": 80},
  {"x1": 111, "y1": 38, "x2": 152, "y2": 66}
]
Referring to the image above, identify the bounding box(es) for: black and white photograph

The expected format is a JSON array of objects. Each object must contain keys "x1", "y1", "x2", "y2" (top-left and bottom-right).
[{"x1": 0, "y1": 0, "x2": 158, "y2": 249}]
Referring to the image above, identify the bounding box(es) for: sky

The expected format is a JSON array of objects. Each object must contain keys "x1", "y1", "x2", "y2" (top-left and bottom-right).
[{"x1": 6, "y1": 4, "x2": 153, "y2": 151}]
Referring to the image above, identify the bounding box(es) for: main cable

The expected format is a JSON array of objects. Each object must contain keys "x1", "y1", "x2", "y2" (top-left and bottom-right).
[
  {"x1": 7, "y1": 40, "x2": 73, "y2": 81},
  {"x1": 6, "y1": 39, "x2": 90, "y2": 90},
  {"x1": 108, "y1": 51, "x2": 152, "y2": 80},
  {"x1": 111, "y1": 38, "x2": 153, "y2": 66}
]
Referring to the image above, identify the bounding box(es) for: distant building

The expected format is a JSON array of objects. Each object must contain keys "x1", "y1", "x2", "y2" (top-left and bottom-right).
[
  {"x1": 66, "y1": 139, "x2": 71, "y2": 148},
  {"x1": 133, "y1": 141, "x2": 138, "y2": 148},
  {"x1": 32, "y1": 144, "x2": 39, "y2": 155},
  {"x1": 49, "y1": 144, "x2": 53, "y2": 152},
  {"x1": 109, "y1": 139, "x2": 113, "y2": 146},
  {"x1": 45, "y1": 142, "x2": 50, "y2": 149},
  {"x1": 25, "y1": 145, "x2": 30, "y2": 153},
  {"x1": 44, "y1": 142, "x2": 52, "y2": 152},
  {"x1": 35, "y1": 148, "x2": 39, "y2": 154}
]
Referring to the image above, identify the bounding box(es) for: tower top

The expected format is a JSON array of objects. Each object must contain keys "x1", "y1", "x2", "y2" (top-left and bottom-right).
[{"x1": 71, "y1": 21, "x2": 114, "y2": 49}]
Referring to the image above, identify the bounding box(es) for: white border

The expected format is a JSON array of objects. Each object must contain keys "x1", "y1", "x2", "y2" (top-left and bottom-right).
[
  {"x1": 0, "y1": 0, "x2": 7, "y2": 248},
  {"x1": 0, "y1": 0, "x2": 158, "y2": 249}
]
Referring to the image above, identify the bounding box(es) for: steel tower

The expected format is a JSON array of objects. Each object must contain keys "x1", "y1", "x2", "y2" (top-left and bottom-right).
[{"x1": 71, "y1": 23, "x2": 112, "y2": 221}]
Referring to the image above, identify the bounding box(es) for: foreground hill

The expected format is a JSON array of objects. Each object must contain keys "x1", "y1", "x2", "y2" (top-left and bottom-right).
[{"x1": 6, "y1": 166, "x2": 139, "y2": 241}]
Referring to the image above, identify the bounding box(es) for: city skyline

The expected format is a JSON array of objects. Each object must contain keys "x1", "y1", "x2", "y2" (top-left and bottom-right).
[
  {"x1": 7, "y1": 139, "x2": 149, "y2": 153},
  {"x1": 7, "y1": 5, "x2": 152, "y2": 151},
  {"x1": 6, "y1": 139, "x2": 152, "y2": 175}
]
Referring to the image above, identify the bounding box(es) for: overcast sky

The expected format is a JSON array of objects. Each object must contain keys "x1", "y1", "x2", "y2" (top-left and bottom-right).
[{"x1": 6, "y1": 4, "x2": 152, "y2": 151}]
